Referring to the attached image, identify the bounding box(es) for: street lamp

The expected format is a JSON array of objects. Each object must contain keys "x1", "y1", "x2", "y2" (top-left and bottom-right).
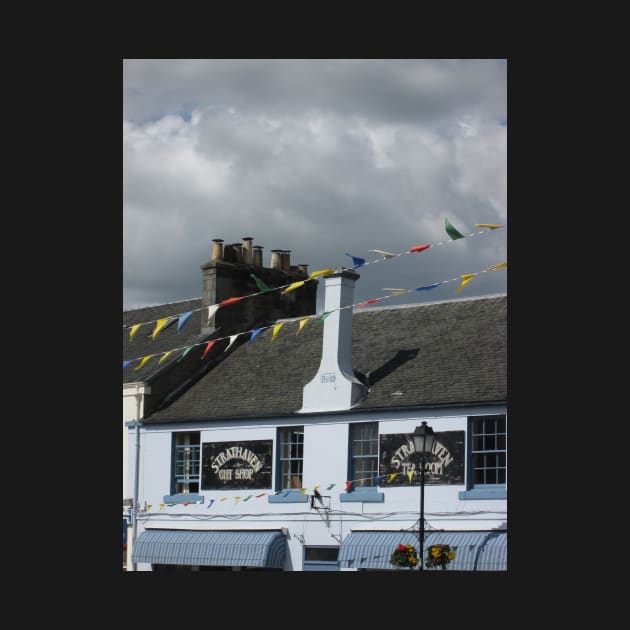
[{"x1": 412, "y1": 421, "x2": 435, "y2": 571}]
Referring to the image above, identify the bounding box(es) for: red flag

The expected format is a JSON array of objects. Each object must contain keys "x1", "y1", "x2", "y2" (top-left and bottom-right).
[
  {"x1": 345, "y1": 481, "x2": 353, "y2": 492},
  {"x1": 409, "y1": 244, "x2": 431, "y2": 253},
  {"x1": 201, "y1": 340, "x2": 217, "y2": 360},
  {"x1": 219, "y1": 296, "x2": 246, "y2": 308},
  {"x1": 357, "y1": 298, "x2": 382, "y2": 308}
]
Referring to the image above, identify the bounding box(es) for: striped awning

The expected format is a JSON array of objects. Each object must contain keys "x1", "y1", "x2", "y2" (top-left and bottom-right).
[
  {"x1": 338, "y1": 530, "x2": 507, "y2": 571},
  {"x1": 131, "y1": 529, "x2": 287, "y2": 568}
]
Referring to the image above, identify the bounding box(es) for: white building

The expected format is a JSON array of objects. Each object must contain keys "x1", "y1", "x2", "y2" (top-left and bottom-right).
[{"x1": 123, "y1": 248, "x2": 507, "y2": 572}]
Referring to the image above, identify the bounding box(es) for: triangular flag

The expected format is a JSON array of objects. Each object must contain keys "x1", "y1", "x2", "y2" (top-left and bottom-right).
[
  {"x1": 382, "y1": 288, "x2": 408, "y2": 296},
  {"x1": 159, "y1": 503, "x2": 165, "y2": 510},
  {"x1": 271, "y1": 322, "x2": 285, "y2": 341},
  {"x1": 407, "y1": 470, "x2": 415, "y2": 483},
  {"x1": 300, "y1": 487, "x2": 307, "y2": 495},
  {"x1": 158, "y1": 350, "x2": 173, "y2": 365},
  {"x1": 357, "y1": 299, "x2": 382, "y2": 308},
  {"x1": 219, "y1": 296, "x2": 247, "y2": 308},
  {"x1": 281, "y1": 281, "x2": 305, "y2": 295},
  {"x1": 326, "y1": 484, "x2": 336, "y2": 490},
  {"x1": 152, "y1": 317, "x2": 169, "y2": 340},
  {"x1": 485, "y1": 262, "x2": 507, "y2": 272},
  {"x1": 345, "y1": 253, "x2": 366, "y2": 268},
  {"x1": 207, "y1": 499, "x2": 215, "y2": 508},
  {"x1": 250, "y1": 273, "x2": 273, "y2": 293},
  {"x1": 123, "y1": 360, "x2": 132, "y2": 369},
  {"x1": 205, "y1": 304, "x2": 220, "y2": 327},
  {"x1": 243, "y1": 495, "x2": 253, "y2": 501},
  {"x1": 445, "y1": 217, "x2": 465, "y2": 240},
  {"x1": 129, "y1": 323, "x2": 142, "y2": 341},
  {"x1": 368, "y1": 249, "x2": 396, "y2": 259},
  {"x1": 475, "y1": 223, "x2": 504, "y2": 230},
  {"x1": 409, "y1": 244, "x2": 431, "y2": 254},
  {"x1": 248, "y1": 327, "x2": 264, "y2": 344},
  {"x1": 201, "y1": 339, "x2": 217, "y2": 360},
  {"x1": 177, "y1": 346, "x2": 193, "y2": 362},
  {"x1": 317, "y1": 311, "x2": 332, "y2": 324},
  {"x1": 147, "y1": 504, "x2": 152, "y2": 510},
  {"x1": 345, "y1": 481, "x2": 354, "y2": 492},
  {"x1": 456, "y1": 274, "x2": 476, "y2": 294},
  {"x1": 224, "y1": 334, "x2": 240, "y2": 352},
  {"x1": 135, "y1": 355, "x2": 154, "y2": 371},
  {"x1": 182, "y1": 502, "x2": 189, "y2": 506},
  {"x1": 388, "y1": 473, "x2": 397, "y2": 483},
  {"x1": 220, "y1": 498, "x2": 228, "y2": 502},
  {"x1": 177, "y1": 311, "x2": 193, "y2": 332},
  {"x1": 415, "y1": 282, "x2": 441, "y2": 292},
  {"x1": 308, "y1": 268, "x2": 334, "y2": 279},
  {"x1": 375, "y1": 476, "x2": 382, "y2": 485},
  {"x1": 234, "y1": 497, "x2": 241, "y2": 504},
  {"x1": 256, "y1": 493, "x2": 267, "y2": 498},
  {"x1": 296, "y1": 317, "x2": 310, "y2": 335},
  {"x1": 166, "y1": 503, "x2": 176, "y2": 507}
]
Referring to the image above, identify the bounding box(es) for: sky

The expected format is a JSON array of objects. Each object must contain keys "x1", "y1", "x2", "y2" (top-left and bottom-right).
[{"x1": 123, "y1": 59, "x2": 506, "y2": 314}]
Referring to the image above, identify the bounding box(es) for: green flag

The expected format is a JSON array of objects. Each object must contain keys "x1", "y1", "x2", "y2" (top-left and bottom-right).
[
  {"x1": 445, "y1": 217, "x2": 465, "y2": 240},
  {"x1": 251, "y1": 273, "x2": 273, "y2": 293}
]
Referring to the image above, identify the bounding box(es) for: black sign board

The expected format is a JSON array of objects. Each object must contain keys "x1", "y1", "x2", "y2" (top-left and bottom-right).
[
  {"x1": 201, "y1": 440, "x2": 273, "y2": 490},
  {"x1": 379, "y1": 431, "x2": 465, "y2": 485}
]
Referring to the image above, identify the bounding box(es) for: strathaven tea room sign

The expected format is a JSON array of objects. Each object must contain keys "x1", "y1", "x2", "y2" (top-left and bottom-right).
[
  {"x1": 379, "y1": 431, "x2": 465, "y2": 485},
  {"x1": 201, "y1": 440, "x2": 273, "y2": 490}
]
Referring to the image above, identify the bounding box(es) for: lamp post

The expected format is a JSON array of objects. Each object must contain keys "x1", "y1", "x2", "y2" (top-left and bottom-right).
[{"x1": 412, "y1": 421, "x2": 435, "y2": 572}]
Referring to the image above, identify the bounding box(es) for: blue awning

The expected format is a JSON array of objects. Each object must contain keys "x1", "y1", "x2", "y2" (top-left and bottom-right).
[
  {"x1": 131, "y1": 529, "x2": 287, "y2": 568},
  {"x1": 338, "y1": 530, "x2": 507, "y2": 571}
]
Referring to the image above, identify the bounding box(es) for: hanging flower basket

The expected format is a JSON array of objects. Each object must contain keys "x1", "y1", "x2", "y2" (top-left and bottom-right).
[
  {"x1": 425, "y1": 544, "x2": 456, "y2": 570},
  {"x1": 390, "y1": 543, "x2": 419, "y2": 570}
]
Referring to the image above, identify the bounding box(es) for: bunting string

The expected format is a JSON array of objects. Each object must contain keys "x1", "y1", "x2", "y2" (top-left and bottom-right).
[
  {"x1": 123, "y1": 260, "x2": 506, "y2": 368},
  {"x1": 123, "y1": 221, "x2": 504, "y2": 335}
]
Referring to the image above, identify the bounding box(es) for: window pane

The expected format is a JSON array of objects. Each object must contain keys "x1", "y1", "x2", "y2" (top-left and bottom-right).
[{"x1": 304, "y1": 547, "x2": 339, "y2": 562}]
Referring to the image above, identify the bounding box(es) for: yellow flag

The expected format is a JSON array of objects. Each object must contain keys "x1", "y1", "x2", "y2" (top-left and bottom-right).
[
  {"x1": 296, "y1": 317, "x2": 310, "y2": 335},
  {"x1": 147, "y1": 504, "x2": 153, "y2": 511},
  {"x1": 158, "y1": 350, "x2": 173, "y2": 365},
  {"x1": 159, "y1": 503, "x2": 165, "y2": 510},
  {"x1": 407, "y1": 470, "x2": 414, "y2": 483},
  {"x1": 271, "y1": 322, "x2": 285, "y2": 341},
  {"x1": 152, "y1": 317, "x2": 169, "y2": 340},
  {"x1": 485, "y1": 262, "x2": 507, "y2": 272},
  {"x1": 129, "y1": 324, "x2": 141, "y2": 341},
  {"x1": 388, "y1": 473, "x2": 397, "y2": 483},
  {"x1": 308, "y1": 269, "x2": 334, "y2": 279},
  {"x1": 220, "y1": 498, "x2": 227, "y2": 502},
  {"x1": 281, "y1": 281, "x2": 305, "y2": 295},
  {"x1": 475, "y1": 223, "x2": 504, "y2": 230},
  {"x1": 382, "y1": 288, "x2": 408, "y2": 295},
  {"x1": 300, "y1": 487, "x2": 307, "y2": 495},
  {"x1": 234, "y1": 497, "x2": 241, "y2": 504},
  {"x1": 456, "y1": 274, "x2": 476, "y2": 294},
  {"x1": 135, "y1": 355, "x2": 154, "y2": 371}
]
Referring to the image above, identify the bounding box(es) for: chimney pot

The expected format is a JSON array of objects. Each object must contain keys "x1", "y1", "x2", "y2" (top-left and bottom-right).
[
  {"x1": 270, "y1": 249, "x2": 283, "y2": 270},
  {"x1": 233, "y1": 243, "x2": 243, "y2": 263},
  {"x1": 280, "y1": 250, "x2": 291, "y2": 272},
  {"x1": 242, "y1": 237, "x2": 254, "y2": 264},
  {"x1": 211, "y1": 238, "x2": 224, "y2": 261},
  {"x1": 253, "y1": 245, "x2": 263, "y2": 267}
]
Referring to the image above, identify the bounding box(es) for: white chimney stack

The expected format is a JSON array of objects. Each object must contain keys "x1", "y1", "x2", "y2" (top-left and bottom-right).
[{"x1": 299, "y1": 269, "x2": 367, "y2": 413}]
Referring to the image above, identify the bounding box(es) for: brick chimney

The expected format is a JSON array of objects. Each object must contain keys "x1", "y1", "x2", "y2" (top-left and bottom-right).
[
  {"x1": 201, "y1": 238, "x2": 317, "y2": 336},
  {"x1": 299, "y1": 270, "x2": 367, "y2": 412}
]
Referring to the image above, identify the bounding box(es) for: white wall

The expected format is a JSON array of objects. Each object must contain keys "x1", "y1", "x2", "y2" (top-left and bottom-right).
[{"x1": 133, "y1": 404, "x2": 507, "y2": 571}]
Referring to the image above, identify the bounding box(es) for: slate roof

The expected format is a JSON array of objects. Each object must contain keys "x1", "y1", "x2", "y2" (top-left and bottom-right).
[
  {"x1": 123, "y1": 298, "x2": 204, "y2": 383},
  {"x1": 137, "y1": 293, "x2": 506, "y2": 424}
]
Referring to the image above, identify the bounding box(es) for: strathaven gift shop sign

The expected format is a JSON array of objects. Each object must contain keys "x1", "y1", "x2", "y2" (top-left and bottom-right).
[
  {"x1": 379, "y1": 431, "x2": 465, "y2": 485},
  {"x1": 201, "y1": 440, "x2": 273, "y2": 490}
]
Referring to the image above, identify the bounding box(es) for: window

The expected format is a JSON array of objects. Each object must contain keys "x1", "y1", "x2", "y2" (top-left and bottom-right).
[
  {"x1": 172, "y1": 432, "x2": 200, "y2": 494},
  {"x1": 350, "y1": 422, "x2": 378, "y2": 487},
  {"x1": 303, "y1": 546, "x2": 339, "y2": 571},
  {"x1": 469, "y1": 415, "x2": 506, "y2": 487},
  {"x1": 278, "y1": 427, "x2": 303, "y2": 490}
]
